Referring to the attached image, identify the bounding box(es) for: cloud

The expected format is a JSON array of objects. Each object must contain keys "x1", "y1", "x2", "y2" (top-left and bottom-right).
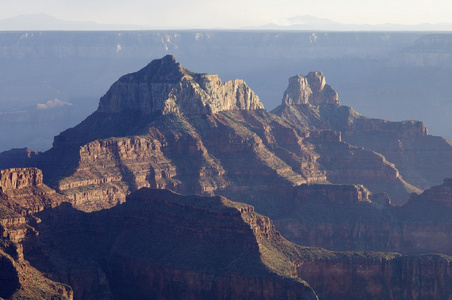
[{"x1": 36, "y1": 99, "x2": 72, "y2": 109}]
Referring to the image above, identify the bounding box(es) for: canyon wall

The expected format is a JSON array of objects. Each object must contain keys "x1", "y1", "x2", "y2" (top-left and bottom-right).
[
  {"x1": 0, "y1": 168, "x2": 72, "y2": 299},
  {"x1": 275, "y1": 180, "x2": 452, "y2": 256},
  {"x1": 26, "y1": 188, "x2": 319, "y2": 299},
  {"x1": 23, "y1": 186, "x2": 452, "y2": 300},
  {"x1": 295, "y1": 252, "x2": 452, "y2": 300}
]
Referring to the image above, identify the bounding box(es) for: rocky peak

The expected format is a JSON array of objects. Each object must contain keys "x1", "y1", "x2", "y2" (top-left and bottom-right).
[
  {"x1": 97, "y1": 55, "x2": 264, "y2": 115},
  {"x1": 282, "y1": 72, "x2": 339, "y2": 105}
]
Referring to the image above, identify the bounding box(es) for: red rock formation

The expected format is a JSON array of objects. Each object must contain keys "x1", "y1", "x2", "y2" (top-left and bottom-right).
[
  {"x1": 0, "y1": 250, "x2": 73, "y2": 300},
  {"x1": 305, "y1": 130, "x2": 421, "y2": 204},
  {"x1": 0, "y1": 168, "x2": 66, "y2": 257},
  {"x1": 273, "y1": 75, "x2": 452, "y2": 193},
  {"x1": 0, "y1": 168, "x2": 66, "y2": 214},
  {"x1": 277, "y1": 84, "x2": 423, "y2": 206},
  {"x1": 0, "y1": 167, "x2": 42, "y2": 190},
  {"x1": 22, "y1": 187, "x2": 452, "y2": 300},
  {"x1": 0, "y1": 168, "x2": 72, "y2": 299},
  {"x1": 26, "y1": 188, "x2": 319, "y2": 299},
  {"x1": 27, "y1": 57, "x2": 325, "y2": 212}
]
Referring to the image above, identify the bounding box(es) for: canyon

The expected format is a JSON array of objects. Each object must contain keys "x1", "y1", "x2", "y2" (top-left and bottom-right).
[
  {"x1": 2, "y1": 168, "x2": 452, "y2": 299},
  {"x1": 1, "y1": 55, "x2": 452, "y2": 298}
]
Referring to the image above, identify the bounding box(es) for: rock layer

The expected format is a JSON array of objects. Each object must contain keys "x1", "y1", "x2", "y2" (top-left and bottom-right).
[
  {"x1": 23, "y1": 187, "x2": 452, "y2": 300},
  {"x1": 42, "y1": 109, "x2": 330, "y2": 212},
  {"x1": 1, "y1": 166, "x2": 452, "y2": 299},
  {"x1": 0, "y1": 168, "x2": 66, "y2": 214},
  {"x1": 0, "y1": 168, "x2": 72, "y2": 299},
  {"x1": 275, "y1": 180, "x2": 452, "y2": 256},
  {"x1": 295, "y1": 251, "x2": 452, "y2": 300},
  {"x1": 26, "y1": 188, "x2": 319, "y2": 299}
]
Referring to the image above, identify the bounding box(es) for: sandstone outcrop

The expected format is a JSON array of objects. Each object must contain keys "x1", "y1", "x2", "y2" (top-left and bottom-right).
[
  {"x1": 304, "y1": 129, "x2": 420, "y2": 204},
  {"x1": 0, "y1": 166, "x2": 450, "y2": 299},
  {"x1": 283, "y1": 72, "x2": 339, "y2": 105},
  {"x1": 273, "y1": 74, "x2": 452, "y2": 193},
  {"x1": 0, "y1": 168, "x2": 66, "y2": 252},
  {"x1": 0, "y1": 168, "x2": 66, "y2": 214},
  {"x1": 45, "y1": 111, "x2": 330, "y2": 212},
  {"x1": 0, "y1": 249, "x2": 73, "y2": 300},
  {"x1": 98, "y1": 55, "x2": 264, "y2": 116},
  {"x1": 0, "y1": 168, "x2": 72, "y2": 299}
]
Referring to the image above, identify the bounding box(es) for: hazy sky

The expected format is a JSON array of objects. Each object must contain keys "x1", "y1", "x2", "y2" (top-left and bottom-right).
[{"x1": 1, "y1": 0, "x2": 451, "y2": 28}]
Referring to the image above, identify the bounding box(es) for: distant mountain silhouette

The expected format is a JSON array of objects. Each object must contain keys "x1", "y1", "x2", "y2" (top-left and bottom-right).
[
  {"x1": 0, "y1": 14, "x2": 147, "y2": 31},
  {"x1": 246, "y1": 15, "x2": 452, "y2": 31},
  {"x1": 3, "y1": 13, "x2": 452, "y2": 31}
]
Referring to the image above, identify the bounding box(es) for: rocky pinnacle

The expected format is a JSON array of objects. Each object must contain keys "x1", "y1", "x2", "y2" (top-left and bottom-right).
[
  {"x1": 97, "y1": 55, "x2": 264, "y2": 115},
  {"x1": 282, "y1": 72, "x2": 340, "y2": 105}
]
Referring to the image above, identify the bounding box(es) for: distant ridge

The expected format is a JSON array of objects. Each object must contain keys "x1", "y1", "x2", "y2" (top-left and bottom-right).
[
  {"x1": 0, "y1": 14, "x2": 149, "y2": 31},
  {"x1": 3, "y1": 13, "x2": 452, "y2": 31},
  {"x1": 245, "y1": 15, "x2": 452, "y2": 31}
]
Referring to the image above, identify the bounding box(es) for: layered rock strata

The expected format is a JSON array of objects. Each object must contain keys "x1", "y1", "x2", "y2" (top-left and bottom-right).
[
  {"x1": 273, "y1": 73, "x2": 452, "y2": 193},
  {"x1": 304, "y1": 129, "x2": 420, "y2": 203},
  {"x1": 0, "y1": 168, "x2": 72, "y2": 299},
  {"x1": 26, "y1": 188, "x2": 318, "y2": 299},
  {"x1": 275, "y1": 180, "x2": 452, "y2": 256},
  {"x1": 34, "y1": 57, "x2": 335, "y2": 212},
  {"x1": 0, "y1": 167, "x2": 451, "y2": 299},
  {"x1": 27, "y1": 56, "x2": 419, "y2": 212},
  {"x1": 0, "y1": 168, "x2": 66, "y2": 213},
  {"x1": 295, "y1": 251, "x2": 452, "y2": 300},
  {"x1": 23, "y1": 187, "x2": 452, "y2": 300}
]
